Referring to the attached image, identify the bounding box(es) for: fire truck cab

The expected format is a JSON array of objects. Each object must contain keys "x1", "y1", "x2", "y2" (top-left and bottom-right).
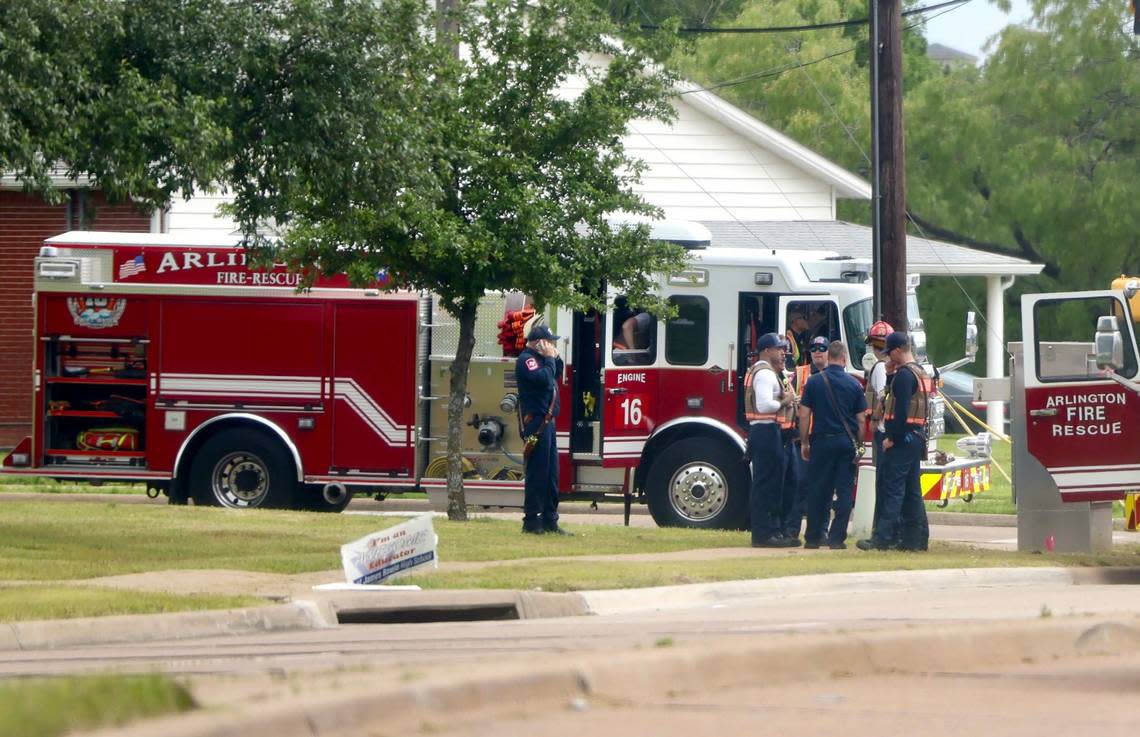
[
  {"x1": 3, "y1": 224, "x2": 979, "y2": 529},
  {"x1": 1008, "y1": 288, "x2": 1140, "y2": 551}
]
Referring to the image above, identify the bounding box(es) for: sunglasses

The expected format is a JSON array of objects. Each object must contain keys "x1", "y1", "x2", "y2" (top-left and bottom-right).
[{"x1": 809, "y1": 345, "x2": 828, "y2": 353}]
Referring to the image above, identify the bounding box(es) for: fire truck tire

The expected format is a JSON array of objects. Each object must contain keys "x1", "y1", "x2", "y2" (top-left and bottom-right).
[
  {"x1": 190, "y1": 429, "x2": 298, "y2": 509},
  {"x1": 645, "y1": 438, "x2": 749, "y2": 529}
]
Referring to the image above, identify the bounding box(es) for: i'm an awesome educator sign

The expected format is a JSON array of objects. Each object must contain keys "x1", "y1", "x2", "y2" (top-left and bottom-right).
[{"x1": 341, "y1": 515, "x2": 438, "y2": 585}]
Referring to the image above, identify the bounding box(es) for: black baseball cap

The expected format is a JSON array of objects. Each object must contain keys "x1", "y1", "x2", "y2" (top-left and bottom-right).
[{"x1": 527, "y1": 324, "x2": 560, "y2": 341}]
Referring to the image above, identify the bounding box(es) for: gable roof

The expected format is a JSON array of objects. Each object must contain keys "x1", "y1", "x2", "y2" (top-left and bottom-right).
[{"x1": 676, "y1": 80, "x2": 871, "y2": 201}]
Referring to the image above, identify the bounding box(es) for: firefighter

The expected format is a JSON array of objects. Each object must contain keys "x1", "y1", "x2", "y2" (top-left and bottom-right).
[
  {"x1": 857, "y1": 332, "x2": 930, "y2": 551},
  {"x1": 782, "y1": 335, "x2": 829, "y2": 539},
  {"x1": 744, "y1": 333, "x2": 799, "y2": 547},
  {"x1": 785, "y1": 306, "x2": 810, "y2": 368},
  {"x1": 864, "y1": 320, "x2": 894, "y2": 538},
  {"x1": 798, "y1": 341, "x2": 867, "y2": 549},
  {"x1": 516, "y1": 323, "x2": 570, "y2": 535}
]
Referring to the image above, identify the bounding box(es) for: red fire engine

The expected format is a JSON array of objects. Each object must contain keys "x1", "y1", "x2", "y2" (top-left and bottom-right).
[{"x1": 2, "y1": 225, "x2": 987, "y2": 527}]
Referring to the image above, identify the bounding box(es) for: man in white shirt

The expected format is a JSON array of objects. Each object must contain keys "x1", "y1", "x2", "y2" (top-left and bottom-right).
[{"x1": 744, "y1": 332, "x2": 799, "y2": 548}]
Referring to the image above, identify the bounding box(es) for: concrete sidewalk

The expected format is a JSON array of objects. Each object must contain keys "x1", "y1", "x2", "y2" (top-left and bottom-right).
[
  {"x1": 78, "y1": 611, "x2": 1140, "y2": 737},
  {"x1": 4, "y1": 565, "x2": 1136, "y2": 652}
]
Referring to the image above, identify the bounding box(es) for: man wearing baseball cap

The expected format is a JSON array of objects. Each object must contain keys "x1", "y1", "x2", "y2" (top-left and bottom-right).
[
  {"x1": 857, "y1": 332, "x2": 930, "y2": 551},
  {"x1": 743, "y1": 333, "x2": 799, "y2": 547},
  {"x1": 516, "y1": 322, "x2": 569, "y2": 535},
  {"x1": 782, "y1": 335, "x2": 830, "y2": 539}
]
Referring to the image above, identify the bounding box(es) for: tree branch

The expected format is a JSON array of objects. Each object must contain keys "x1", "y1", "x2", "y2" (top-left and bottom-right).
[{"x1": 907, "y1": 210, "x2": 1060, "y2": 279}]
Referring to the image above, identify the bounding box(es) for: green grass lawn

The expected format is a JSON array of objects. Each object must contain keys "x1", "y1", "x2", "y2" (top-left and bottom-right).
[
  {"x1": 0, "y1": 501, "x2": 748, "y2": 583},
  {"x1": 0, "y1": 675, "x2": 194, "y2": 737},
  {"x1": 0, "y1": 586, "x2": 260, "y2": 622},
  {"x1": 1, "y1": 499, "x2": 1139, "y2": 614}
]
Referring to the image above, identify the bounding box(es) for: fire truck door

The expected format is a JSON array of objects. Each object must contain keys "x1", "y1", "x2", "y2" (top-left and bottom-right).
[
  {"x1": 602, "y1": 303, "x2": 659, "y2": 468},
  {"x1": 570, "y1": 309, "x2": 602, "y2": 456},
  {"x1": 1021, "y1": 291, "x2": 1140, "y2": 498},
  {"x1": 330, "y1": 303, "x2": 417, "y2": 474}
]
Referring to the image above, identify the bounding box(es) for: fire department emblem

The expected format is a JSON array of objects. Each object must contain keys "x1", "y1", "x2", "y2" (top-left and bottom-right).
[{"x1": 67, "y1": 296, "x2": 126, "y2": 330}]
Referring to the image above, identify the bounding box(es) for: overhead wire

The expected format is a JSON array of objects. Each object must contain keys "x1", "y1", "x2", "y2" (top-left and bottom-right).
[
  {"x1": 734, "y1": 0, "x2": 1017, "y2": 364},
  {"x1": 640, "y1": 0, "x2": 971, "y2": 34}
]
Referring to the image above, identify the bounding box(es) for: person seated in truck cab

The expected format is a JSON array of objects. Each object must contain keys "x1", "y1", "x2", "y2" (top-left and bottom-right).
[{"x1": 612, "y1": 296, "x2": 654, "y2": 366}]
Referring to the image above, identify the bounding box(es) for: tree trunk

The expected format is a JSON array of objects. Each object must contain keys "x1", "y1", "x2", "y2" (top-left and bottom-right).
[{"x1": 445, "y1": 301, "x2": 477, "y2": 521}]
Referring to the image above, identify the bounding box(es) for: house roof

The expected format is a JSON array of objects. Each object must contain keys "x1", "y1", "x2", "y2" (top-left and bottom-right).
[
  {"x1": 676, "y1": 80, "x2": 872, "y2": 201},
  {"x1": 700, "y1": 220, "x2": 1043, "y2": 277},
  {"x1": 927, "y1": 43, "x2": 979, "y2": 64}
]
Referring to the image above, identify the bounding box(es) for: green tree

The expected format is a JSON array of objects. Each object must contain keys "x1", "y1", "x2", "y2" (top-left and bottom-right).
[
  {"x1": 670, "y1": 0, "x2": 936, "y2": 221},
  {"x1": 0, "y1": 0, "x2": 228, "y2": 208},
  {"x1": 906, "y1": 0, "x2": 1139, "y2": 363},
  {"x1": 219, "y1": 0, "x2": 688, "y2": 519},
  {"x1": 595, "y1": 0, "x2": 748, "y2": 26}
]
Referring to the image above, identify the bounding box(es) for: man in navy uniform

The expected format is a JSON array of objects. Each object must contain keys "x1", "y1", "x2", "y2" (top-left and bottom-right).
[
  {"x1": 783, "y1": 335, "x2": 830, "y2": 540},
  {"x1": 516, "y1": 324, "x2": 570, "y2": 535},
  {"x1": 857, "y1": 332, "x2": 930, "y2": 551},
  {"x1": 798, "y1": 340, "x2": 867, "y2": 549}
]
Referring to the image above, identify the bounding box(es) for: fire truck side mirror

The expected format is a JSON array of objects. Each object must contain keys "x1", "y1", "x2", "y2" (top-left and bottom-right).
[
  {"x1": 963, "y1": 312, "x2": 978, "y2": 359},
  {"x1": 1094, "y1": 315, "x2": 1124, "y2": 371}
]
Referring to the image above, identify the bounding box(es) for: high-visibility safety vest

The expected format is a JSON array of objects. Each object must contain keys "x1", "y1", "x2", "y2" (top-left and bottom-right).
[
  {"x1": 794, "y1": 364, "x2": 812, "y2": 399},
  {"x1": 883, "y1": 362, "x2": 933, "y2": 426},
  {"x1": 794, "y1": 364, "x2": 814, "y2": 434},
  {"x1": 744, "y1": 360, "x2": 796, "y2": 428}
]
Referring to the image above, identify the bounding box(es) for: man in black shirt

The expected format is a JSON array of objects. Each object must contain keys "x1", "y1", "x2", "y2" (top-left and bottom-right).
[{"x1": 857, "y1": 332, "x2": 929, "y2": 551}]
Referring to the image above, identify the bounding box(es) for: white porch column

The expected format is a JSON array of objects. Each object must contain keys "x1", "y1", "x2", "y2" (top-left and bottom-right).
[{"x1": 986, "y1": 275, "x2": 1006, "y2": 434}]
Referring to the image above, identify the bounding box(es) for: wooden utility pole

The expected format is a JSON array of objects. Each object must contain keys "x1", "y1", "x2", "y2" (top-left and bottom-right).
[{"x1": 869, "y1": 0, "x2": 907, "y2": 331}]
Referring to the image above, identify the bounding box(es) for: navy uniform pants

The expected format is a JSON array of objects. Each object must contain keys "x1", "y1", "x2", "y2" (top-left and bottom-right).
[
  {"x1": 872, "y1": 431, "x2": 929, "y2": 550},
  {"x1": 523, "y1": 422, "x2": 559, "y2": 531},
  {"x1": 749, "y1": 422, "x2": 784, "y2": 543},
  {"x1": 871, "y1": 429, "x2": 890, "y2": 541},
  {"x1": 804, "y1": 434, "x2": 857, "y2": 545},
  {"x1": 779, "y1": 436, "x2": 804, "y2": 538}
]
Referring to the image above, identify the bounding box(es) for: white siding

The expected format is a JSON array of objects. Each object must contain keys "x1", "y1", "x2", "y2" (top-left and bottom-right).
[
  {"x1": 169, "y1": 54, "x2": 842, "y2": 231},
  {"x1": 625, "y1": 98, "x2": 836, "y2": 222},
  {"x1": 165, "y1": 192, "x2": 238, "y2": 235}
]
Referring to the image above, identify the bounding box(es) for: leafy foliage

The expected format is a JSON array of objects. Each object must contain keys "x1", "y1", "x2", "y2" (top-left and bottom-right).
[
  {"x1": 0, "y1": 0, "x2": 228, "y2": 208},
  {"x1": 674, "y1": 0, "x2": 1138, "y2": 363},
  {"x1": 216, "y1": 0, "x2": 688, "y2": 517}
]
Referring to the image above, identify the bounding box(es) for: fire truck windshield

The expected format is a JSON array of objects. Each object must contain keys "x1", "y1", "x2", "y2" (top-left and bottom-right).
[
  {"x1": 844, "y1": 295, "x2": 925, "y2": 368},
  {"x1": 844, "y1": 298, "x2": 874, "y2": 366}
]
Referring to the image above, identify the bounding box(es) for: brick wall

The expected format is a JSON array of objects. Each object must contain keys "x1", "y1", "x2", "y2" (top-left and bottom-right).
[{"x1": 0, "y1": 191, "x2": 151, "y2": 447}]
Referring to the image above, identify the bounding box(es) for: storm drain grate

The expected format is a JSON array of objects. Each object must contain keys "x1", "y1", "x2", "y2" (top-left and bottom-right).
[{"x1": 336, "y1": 604, "x2": 520, "y2": 624}]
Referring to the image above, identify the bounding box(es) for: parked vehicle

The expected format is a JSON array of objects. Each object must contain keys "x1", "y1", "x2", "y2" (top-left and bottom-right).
[{"x1": 2, "y1": 224, "x2": 981, "y2": 527}]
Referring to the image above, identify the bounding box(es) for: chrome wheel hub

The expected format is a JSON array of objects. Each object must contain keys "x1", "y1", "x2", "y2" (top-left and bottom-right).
[{"x1": 668, "y1": 461, "x2": 728, "y2": 522}]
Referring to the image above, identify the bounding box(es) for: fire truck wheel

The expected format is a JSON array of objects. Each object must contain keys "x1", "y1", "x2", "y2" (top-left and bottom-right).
[
  {"x1": 645, "y1": 438, "x2": 749, "y2": 529},
  {"x1": 190, "y1": 429, "x2": 298, "y2": 509}
]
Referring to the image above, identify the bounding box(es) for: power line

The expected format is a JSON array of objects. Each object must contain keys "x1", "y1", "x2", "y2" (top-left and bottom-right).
[
  {"x1": 639, "y1": 0, "x2": 970, "y2": 35},
  {"x1": 678, "y1": 0, "x2": 975, "y2": 97}
]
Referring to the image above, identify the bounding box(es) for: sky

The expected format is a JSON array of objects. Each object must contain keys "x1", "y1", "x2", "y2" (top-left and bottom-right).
[{"x1": 921, "y1": 0, "x2": 1034, "y2": 59}]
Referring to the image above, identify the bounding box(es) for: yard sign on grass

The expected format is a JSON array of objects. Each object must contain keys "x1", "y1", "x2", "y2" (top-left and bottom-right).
[{"x1": 341, "y1": 515, "x2": 439, "y2": 585}]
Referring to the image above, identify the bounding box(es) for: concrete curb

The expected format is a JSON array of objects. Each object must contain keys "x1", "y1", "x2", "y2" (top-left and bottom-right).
[
  {"x1": 0, "y1": 566, "x2": 1103, "y2": 650},
  {"x1": 78, "y1": 614, "x2": 1140, "y2": 737},
  {"x1": 577, "y1": 566, "x2": 1077, "y2": 615},
  {"x1": 927, "y1": 511, "x2": 1015, "y2": 527},
  {"x1": 0, "y1": 601, "x2": 327, "y2": 651}
]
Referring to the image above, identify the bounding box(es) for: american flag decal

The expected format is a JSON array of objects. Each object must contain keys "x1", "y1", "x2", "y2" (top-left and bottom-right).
[{"x1": 118, "y1": 255, "x2": 146, "y2": 279}]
